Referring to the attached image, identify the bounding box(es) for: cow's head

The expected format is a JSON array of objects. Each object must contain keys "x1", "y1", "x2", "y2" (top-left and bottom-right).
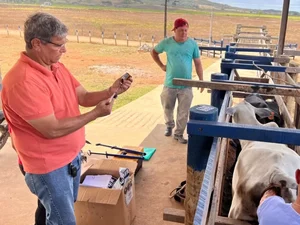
[{"x1": 226, "y1": 101, "x2": 277, "y2": 127}]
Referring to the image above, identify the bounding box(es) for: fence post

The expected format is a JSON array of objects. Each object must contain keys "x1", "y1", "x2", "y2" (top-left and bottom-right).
[
  {"x1": 6, "y1": 25, "x2": 9, "y2": 36},
  {"x1": 212, "y1": 41, "x2": 216, "y2": 58},
  {"x1": 139, "y1": 34, "x2": 141, "y2": 46},
  {"x1": 114, "y1": 32, "x2": 117, "y2": 45},
  {"x1": 126, "y1": 33, "x2": 129, "y2": 47},
  {"x1": 75, "y1": 30, "x2": 79, "y2": 43},
  {"x1": 220, "y1": 39, "x2": 224, "y2": 58},
  {"x1": 18, "y1": 25, "x2": 22, "y2": 37},
  {"x1": 101, "y1": 31, "x2": 104, "y2": 44},
  {"x1": 152, "y1": 35, "x2": 154, "y2": 48},
  {"x1": 89, "y1": 31, "x2": 91, "y2": 43}
]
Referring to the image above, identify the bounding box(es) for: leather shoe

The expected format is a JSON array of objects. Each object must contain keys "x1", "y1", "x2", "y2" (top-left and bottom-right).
[
  {"x1": 174, "y1": 135, "x2": 188, "y2": 144},
  {"x1": 165, "y1": 127, "x2": 172, "y2": 136}
]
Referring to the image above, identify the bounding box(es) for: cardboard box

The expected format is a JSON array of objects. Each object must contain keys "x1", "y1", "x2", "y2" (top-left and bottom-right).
[
  {"x1": 75, "y1": 159, "x2": 137, "y2": 225},
  {"x1": 114, "y1": 146, "x2": 144, "y2": 175}
]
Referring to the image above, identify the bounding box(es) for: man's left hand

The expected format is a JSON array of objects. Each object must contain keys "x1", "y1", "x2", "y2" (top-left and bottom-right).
[{"x1": 110, "y1": 75, "x2": 133, "y2": 95}]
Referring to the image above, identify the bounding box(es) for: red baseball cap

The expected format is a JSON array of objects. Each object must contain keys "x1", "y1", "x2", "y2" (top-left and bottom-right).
[{"x1": 172, "y1": 18, "x2": 189, "y2": 31}]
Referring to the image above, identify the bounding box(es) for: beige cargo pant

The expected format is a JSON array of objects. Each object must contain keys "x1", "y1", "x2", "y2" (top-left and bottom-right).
[{"x1": 160, "y1": 86, "x2": 193, "y2": 136}]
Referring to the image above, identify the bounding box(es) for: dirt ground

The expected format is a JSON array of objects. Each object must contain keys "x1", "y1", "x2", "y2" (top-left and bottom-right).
[
  {"x1": 0, "y1": 35, "x2": 216, "y2": 85},
  {"x1": 0, "y1": 4, "x2": 299, "y2": 44}
]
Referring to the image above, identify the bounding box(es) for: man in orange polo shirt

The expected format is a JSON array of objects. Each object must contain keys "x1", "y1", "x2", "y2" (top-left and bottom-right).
[{"x1": 1, "y1": 12, "x2": 132, "y2": 225}]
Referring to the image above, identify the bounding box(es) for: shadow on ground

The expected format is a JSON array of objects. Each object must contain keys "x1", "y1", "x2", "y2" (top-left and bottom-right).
[{"x1": 133, "y1": 124, "x2": 187, "y2": 225}]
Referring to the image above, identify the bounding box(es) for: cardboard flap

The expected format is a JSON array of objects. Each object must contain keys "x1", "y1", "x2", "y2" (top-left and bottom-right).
[
  {"x1": 77, "y1": 186, "x2": 121, "y2": 205},
  {"x1": 80, "y1": 163, "x2": 94, "y2": 176},
  {"x1": 89, "y1": 159, "x2": 137, "y2": 175}
]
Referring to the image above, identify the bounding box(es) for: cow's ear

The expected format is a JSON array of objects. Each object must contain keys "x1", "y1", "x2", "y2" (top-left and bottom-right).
[
  {"x1": 254, "y1": 107, "x2": 273, "y2": 119},
  {"x1": 296, "y1": 169, "x2": 300, "y2": 184},
  {"x1": 226, "y1": 107, "x2": 236, "y2": 116}
]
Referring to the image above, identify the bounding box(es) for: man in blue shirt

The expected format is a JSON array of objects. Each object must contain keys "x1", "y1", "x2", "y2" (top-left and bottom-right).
[
  {"x1": 150, "y1": 18, "x2": 203, "y2": 144},
  {"x1": 257, "y1": 169, "x2": 300, "y2": 224}
]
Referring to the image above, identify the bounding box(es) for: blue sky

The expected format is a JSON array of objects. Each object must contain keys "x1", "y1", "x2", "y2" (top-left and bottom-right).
[{"x1": 209, "y1": 0, "x2": 300, "y2": 12}]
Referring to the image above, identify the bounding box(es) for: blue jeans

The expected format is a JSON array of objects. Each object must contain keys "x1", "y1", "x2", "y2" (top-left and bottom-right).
[{"x1": 25, "y1": 153, "x2": 81, "y2": 225}]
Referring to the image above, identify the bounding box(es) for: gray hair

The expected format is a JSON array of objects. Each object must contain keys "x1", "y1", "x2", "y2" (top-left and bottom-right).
[{"x1": 24, "y1": 12, "x2": 68, "y2": 49}]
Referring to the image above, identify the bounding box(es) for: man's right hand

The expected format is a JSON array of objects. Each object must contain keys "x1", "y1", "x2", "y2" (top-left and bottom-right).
[
  {"x1": 93, "y1": 99, "x2": 114, "y2": 117},
  {"x1": 160, "y1": 65, "x2": 166, "y2": 72}
]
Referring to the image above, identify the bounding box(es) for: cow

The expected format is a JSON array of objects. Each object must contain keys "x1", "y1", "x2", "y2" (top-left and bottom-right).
[{"x1": 226, "y1": 100, "x2": 300, "y2": 222}]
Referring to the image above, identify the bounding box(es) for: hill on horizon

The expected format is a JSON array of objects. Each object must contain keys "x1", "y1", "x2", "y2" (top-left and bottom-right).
[{"x1": 1, "y1": 0, "x2": 299, "y2": 15}]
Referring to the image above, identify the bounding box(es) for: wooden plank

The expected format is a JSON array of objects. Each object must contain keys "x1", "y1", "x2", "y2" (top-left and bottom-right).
[
  {"x1": 294, "y1": 103, "x2": 300, "y2": 154},
  {"x1": 286, "y1": 67, "x2": 300, "y2": 73},
  {"x1": 236, "y1": 36, "x2": 278, "y2": 40},
  {"x1": 234, "y1": 77, "x2": 269, "y2": 83},
  {"x1": 233, "y1": 43, "x2": 277, "y2": 48},
  {"x1": 163, "y1": 208, "x2": 185, "y2": 224},
  {"x1": 221, "y1": 62, "x2": 300, "y2": 73},
  {"x1": 269, "y1": 77, "x2": 295, "y2": 128},
  {"x1": 232, "y1": 92, "x2": 274, "y2": 99},
  {"x1": 237, "y1": 31, "x2": 268, "y2": 35},
  {"x1": 274, "y1": 57, "x2": 291, "y2": 63},
  {"x1": 238, "y1": 25, "x2": 265, "y2": 29},
  {"x1": 235, "y1": 36, "x2": 271, "y2": 40},
  {"x1": 215, "y1": 216, "x2": 251, "y2": 225},
  {"x1": 285, "y1": 73, "x2": 297, "y2": 119},
  {"x1": 187, "y1": 120, "x2": 300, "y2": 145},
  {"x1": 284, "y1": 74, "x2": 300, "y2": 105},
  {"x1": 206, "y1": 138, "x2": 228, "y2": 225},
  {"x1": 173, "y1": 79, "x2": 300, "y2": 97},
  {"x1": 283, "y1": 50, "x2": 300, "y2": 56}
]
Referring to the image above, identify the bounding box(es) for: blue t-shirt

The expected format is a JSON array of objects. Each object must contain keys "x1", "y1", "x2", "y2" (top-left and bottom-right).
[
  {"x1": 257, "y1": 196, "x2": 300, "y2": 225},
  {"x1": 154, "y1": 37, "x2": 200, "y2": 89}
]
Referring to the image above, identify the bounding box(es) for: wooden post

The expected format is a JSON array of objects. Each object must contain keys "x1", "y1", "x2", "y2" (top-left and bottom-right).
[
  {"x1": 291, "y1": 61, "x2": 300, "y2": 154},
  {"x1": 220, "y1": 39, "x2": 223, "y2": 57},
  {"x1": 126, "y1": 33, "x2": 129, "y2": 47},
  {"x1": 114, "y1": 32, "x2": 117, "y2": 45},
  {"x1": 6, "y1": 25, "x2": 9, "y2": 36},
  {"x1": 277, "y1": 0, "x2": 290, "y2": 56},
  {"x1": 101, "y1": 31, "x2": 104, "y2": 44},
  {"x1": 18, "y1": 25, "x2": 22, "y2": 37},
  {"x1": 287, "y1": 72, "x2": 297, "y2": 116},
  {"x1": 152, "y1": 35, "x2": 154, "y2": 48},
  {"x1": 75, "y1": 30, "x2": 79, "y2": 43},
  {"x1": 139, "y1": 34, "x2": 142, "y2": 46},
  {"x1": 88, "y1": 31, "x2": 91, "y2": 43}
]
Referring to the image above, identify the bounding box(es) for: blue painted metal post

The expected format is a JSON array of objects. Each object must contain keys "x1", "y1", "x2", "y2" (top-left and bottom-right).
[
  {"x1": 185, "y1": 105, "x2": 218, "y2": 225},
  {"x1": 221, "y1": 58, "x2": 233, "y2": 76},
  {"x1": 211, "y1": 73, "x2": 228, "y2": 113}
]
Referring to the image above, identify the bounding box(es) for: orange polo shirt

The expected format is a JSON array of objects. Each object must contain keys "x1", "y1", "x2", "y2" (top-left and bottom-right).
[{"x1": 2, "y1": 52, "x2": 85, "y2": 174}]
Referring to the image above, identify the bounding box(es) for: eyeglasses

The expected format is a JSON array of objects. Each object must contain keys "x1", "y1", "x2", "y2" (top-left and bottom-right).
[{"x1": 39, "y1": 38, "x2": 67, "y2": 48}]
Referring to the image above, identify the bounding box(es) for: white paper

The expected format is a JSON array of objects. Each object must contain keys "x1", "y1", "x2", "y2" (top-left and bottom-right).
[{"x1": 81, "y1": 175, "x2": 112, "y2": 188}]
